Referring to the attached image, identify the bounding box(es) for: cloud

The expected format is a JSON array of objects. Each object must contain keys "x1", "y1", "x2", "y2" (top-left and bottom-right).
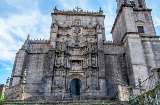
[
  {"x1": 0, "y1": 0, "x2": 116, "y2": 64},
  {"x1": 0, "y1": 0, "x2": 51, "y2": 62},
  {"x1": 0, "y1": 0, "x2": 159, "y2": 66},
  {"x1": 0, "y1": 62, "x2": 12, "y2": 71},
  {"x1": 0, "y1": 67, "x2": 12, "y2": 71},
  {"x1": 154, "y1": 16, "x2": 160, "y2": 27},
  {"x1": 57, "y1": 0, "x2": 90, "y2": 11}
]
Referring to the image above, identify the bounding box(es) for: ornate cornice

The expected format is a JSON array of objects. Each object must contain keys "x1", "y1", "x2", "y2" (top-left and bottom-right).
[{"x1": 52, "y1": 6, "x2": 104, "y2": 16}]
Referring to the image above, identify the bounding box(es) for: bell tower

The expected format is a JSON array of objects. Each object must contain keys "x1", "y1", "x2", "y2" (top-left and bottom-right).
[
  {"x1": 112, "y1": 0, "x2": 157, "y2": 88},
  {"x1": 112, "y1": 0, "x2": 156, "y2": 43},
  {"x1": 134, "y1": 0, "x2": 147, "y2": 8}
]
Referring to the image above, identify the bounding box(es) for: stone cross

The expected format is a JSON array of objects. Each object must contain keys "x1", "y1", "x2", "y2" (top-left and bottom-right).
[{"x1": 75, "y1": 6, "x2": 81, "y2": 12}]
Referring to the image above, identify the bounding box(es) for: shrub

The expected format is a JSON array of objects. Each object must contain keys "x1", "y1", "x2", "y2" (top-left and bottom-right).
[{"x1": 0, "y1": 97, "x2": 5, "y2": 102}]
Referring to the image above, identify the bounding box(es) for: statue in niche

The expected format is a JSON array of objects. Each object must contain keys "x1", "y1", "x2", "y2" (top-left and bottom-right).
[
  {"x1": 92, "y1": 57, "x2": 96, "y2": 66},
  {"x1": 92, "y1": 44, "x2": 97, "y2": 51},
  {"x1": 56, "y1": 80, "x2": 63, "y2": 89},
  {"x1": 96, "y1": 19, "x2": 100, "y2": 24},
  {"x1": 56, "y1": 42, "x2": 60, "y2": 50},
  {"x1": 57, "y1": 57, "x2": 61, "y2": 65},
  {"x1": 76, "y1": 49, "x2": 80, "y2": 55},
  {"x1": 72, "y1": 61, "x2": 81, "y2": 70},
  {"x1": 92, "y1": 70, "x2": 97, "y2": 77},
  {"x1": 55, "y1": 19, "x2": 58, "y2": 23},
  {"x1": 56, "y1": 70, "x2": 59, "y2": 76}
]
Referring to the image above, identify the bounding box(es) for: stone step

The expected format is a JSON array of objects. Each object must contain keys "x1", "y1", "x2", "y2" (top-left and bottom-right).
[{"x1": 3, "y1": 100, "x2": 130, "y2": 105}]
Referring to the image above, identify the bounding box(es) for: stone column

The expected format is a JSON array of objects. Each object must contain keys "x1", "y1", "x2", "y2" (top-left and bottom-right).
[{"x1": 96, "y1": 26, "x2": 106, "y2": 97}]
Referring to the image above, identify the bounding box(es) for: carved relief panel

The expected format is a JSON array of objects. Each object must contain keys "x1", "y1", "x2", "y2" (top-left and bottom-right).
[
  {"x1": 71, "y1": 60, "x2": 82, "y2": 71},
  {"x1": 87, "y1": 29, "x2": 95, "y2": 35},
  {"x1": 59, "y1": 29, "x2": 69, "y2": 35},
  {"x1": 72, "y1": 18, "x2": 81, "y2": 26}
]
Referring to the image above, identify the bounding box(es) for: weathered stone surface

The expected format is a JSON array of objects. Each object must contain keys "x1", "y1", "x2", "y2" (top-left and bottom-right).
[
  {"x1": 5, "y1": 0, "x2": 160, "y2": 102},
  {"x1": 0, "y1": 84, "x2": 6, "y2": 98}
]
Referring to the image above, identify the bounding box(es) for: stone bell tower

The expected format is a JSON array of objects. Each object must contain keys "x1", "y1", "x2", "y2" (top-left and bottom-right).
[{"x1": 111, "y1": 0, "x2": 156, "y2": 87}]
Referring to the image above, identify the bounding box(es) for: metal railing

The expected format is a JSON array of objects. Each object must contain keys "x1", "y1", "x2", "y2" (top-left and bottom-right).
[{"x1": 135, "y1": 75, "x2": 156, "y2": 93}]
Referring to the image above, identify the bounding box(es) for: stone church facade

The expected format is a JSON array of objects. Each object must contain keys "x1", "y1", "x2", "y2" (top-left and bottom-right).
[{"x1": 7, "y1": 0, "x2": 160, "y2": 100}]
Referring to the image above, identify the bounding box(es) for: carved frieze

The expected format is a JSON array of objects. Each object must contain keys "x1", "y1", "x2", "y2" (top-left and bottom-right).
[
  {"x1": 73, "y1": 19, "x2": 81, "y2": 26},
  {"x1": 53, "y1": 6, "x2": 103, "y2": 15},
  {"x1": 87, "y1": 29, "x2": 94, "y2": 35}
]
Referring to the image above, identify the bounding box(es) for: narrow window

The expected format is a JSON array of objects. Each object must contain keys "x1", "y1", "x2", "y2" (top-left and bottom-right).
[
  {"x1": 137, "y1": 26, "x2": 144, "y2": 33},
  {"x1": 138, "y1": 0, "x2": 143, "y2": 8}
]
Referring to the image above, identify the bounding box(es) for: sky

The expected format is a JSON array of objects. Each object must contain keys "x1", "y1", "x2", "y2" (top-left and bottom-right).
[{"x1": 0, "y1": 0, "x2": 160, "y2": 84}]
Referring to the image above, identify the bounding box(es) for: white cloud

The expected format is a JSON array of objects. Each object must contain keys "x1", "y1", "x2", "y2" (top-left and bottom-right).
[
  {"x1": 0, "y1": 62, "x2": 12, "y2": 71},
  {"x1": 0, "y1": 0, "x2": 159, "y2": 63},
  {"x1": 57, "y1": 0, "x2": 91, "y2": 11},
  {"x1": 0, "y1": 0, "x2": 51, "y2": 62},
  {"x1": 154, "y1": 16, "x2": 160, "y2": 27}
]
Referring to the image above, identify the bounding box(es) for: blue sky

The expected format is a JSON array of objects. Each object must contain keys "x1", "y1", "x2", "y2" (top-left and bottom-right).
[{"x1": 0, "y1": 0, "x2": 160, "y2": 84}]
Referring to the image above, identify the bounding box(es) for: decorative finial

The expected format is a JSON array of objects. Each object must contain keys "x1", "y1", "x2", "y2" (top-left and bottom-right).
[
  {"x1": 54, "y1": 6, "x2": 57, "y2": 10},
  {"x1": 27, "y1": 34, "x2": 30, "y2": 40},
  {"x1": 99, "y1": 7, "x2": 103, "y2": 13}
]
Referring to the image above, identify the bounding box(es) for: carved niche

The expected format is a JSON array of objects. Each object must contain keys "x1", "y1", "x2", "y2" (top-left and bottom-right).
[
  {"x1": 57, "y1": 57, "x2": 61, "y2": 65},
  {"x1": 56, "y1": 42, "x2": 62, "y2": 50},
  {"x1": 91, "y1": 55, "x2": 97, "y2": 66}
]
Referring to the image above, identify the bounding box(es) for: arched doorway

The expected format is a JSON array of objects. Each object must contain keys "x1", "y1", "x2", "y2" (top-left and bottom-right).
[{"x1": 70, "y1": 78, "x2": 81, "y2": 95}]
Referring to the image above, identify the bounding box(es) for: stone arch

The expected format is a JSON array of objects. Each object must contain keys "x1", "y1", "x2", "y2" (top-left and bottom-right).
[
  {"x1": 70, "y1": 78, "x2": 82, "y2": 95},
  {"x1": 68, "y1": 74, "x2": 84, "y2": 83},
  {"x1": 68, "y1": 74, "x2": 85, "y2": 94}
]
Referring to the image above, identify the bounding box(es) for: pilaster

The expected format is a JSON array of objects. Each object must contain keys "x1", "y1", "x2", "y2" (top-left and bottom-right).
[{"x1": 125, "y1": 33, "x2": 149, "y2": 86}]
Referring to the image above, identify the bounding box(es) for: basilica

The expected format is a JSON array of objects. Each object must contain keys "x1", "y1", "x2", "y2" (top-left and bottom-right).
[{"x1": 4, "y1": 0, "x2": 160, "y2": 101}]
